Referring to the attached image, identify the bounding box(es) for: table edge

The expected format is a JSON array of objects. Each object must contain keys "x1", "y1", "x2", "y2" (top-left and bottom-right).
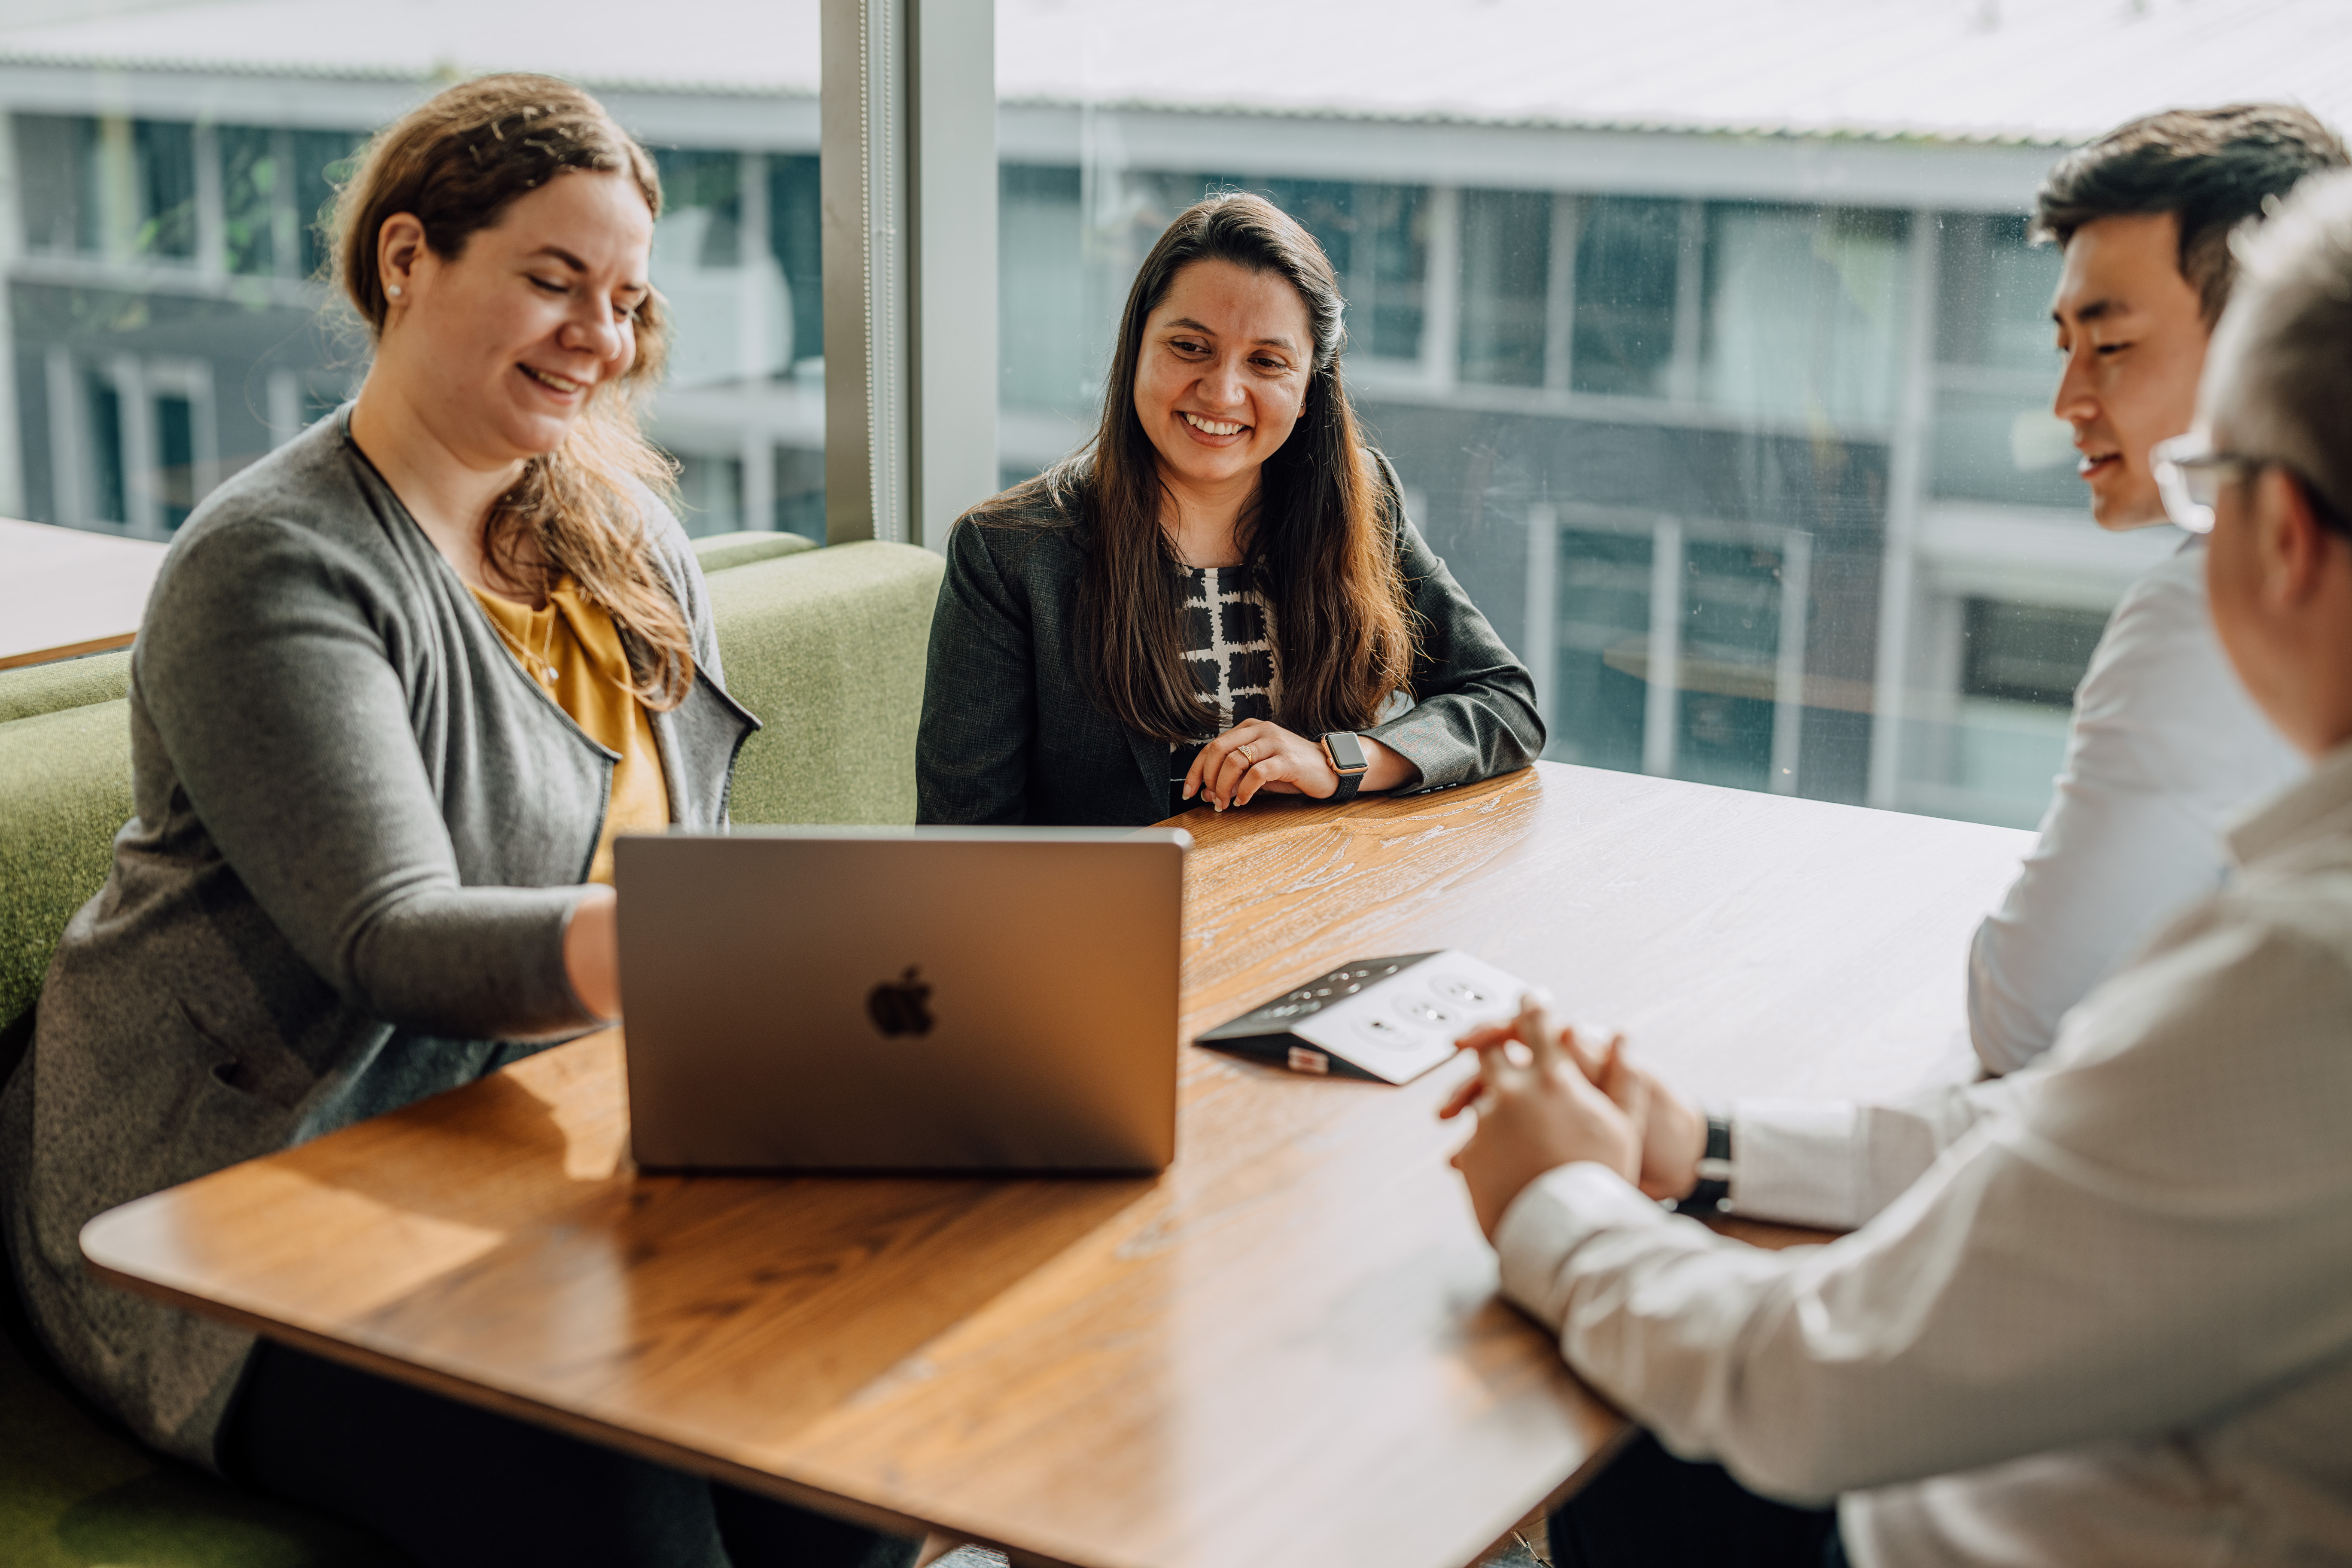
[
  {"x1": 0, "y1": 631, "x2": 136, "y2": 670},
  {"x1": 82, "y1": 1250, "x2": 1081, "y2": 1564}
]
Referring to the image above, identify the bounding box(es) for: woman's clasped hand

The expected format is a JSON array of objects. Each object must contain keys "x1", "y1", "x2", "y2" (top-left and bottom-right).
[{"x1": 1182, "y1": 719, "x2": 1331, "y2": 809}]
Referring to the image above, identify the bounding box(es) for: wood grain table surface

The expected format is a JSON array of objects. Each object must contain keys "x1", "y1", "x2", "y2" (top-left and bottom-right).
[
  {"x1": 82, "y1": 762, "x2": 2031, "y2": 1568},
  {"x1": 0, "y1": 516, "x2": 169, "y2": 670}
]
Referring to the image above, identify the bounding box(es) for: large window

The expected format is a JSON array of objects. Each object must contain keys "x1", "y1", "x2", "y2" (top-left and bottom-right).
[
  {"x1": 2, "y1": 28, "x2": 822, "y2": 546},
  {"x1": 644, "y1": 147, "x2": 827, "y2": 539},
  {"x1": 10, "y1": 2, "x2": 2334, "y2": 834},
  {"x1": 982, "y1": 5, "x2": 2281, "y2": 832}
]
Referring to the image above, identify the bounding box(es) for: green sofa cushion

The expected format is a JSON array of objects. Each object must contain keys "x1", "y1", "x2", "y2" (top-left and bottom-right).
[
  {"x1": 0, "y1": 530, "x2": 804, "y2": 728},
  {"x1": 0, "y1": 1330, "x2": 407, "y2": 1567},
  {"x1": 688, "y1": 530, "x2": 820, "y2": 575},
  {"x1": 0, "y1": 651, "x2": 132, "y2": 725},
  {"x1": 0, "y1": 535, "x2": 945, "y2": 1564},
  {"x1": 710, "y1": 541, "x2": 945, "y2": 827},
  {"x1": 0, "y1": 702, "x2": 133, "y2": 1035},
  {"x1": 0, "y1": 539, "x2": 944, "y2": 1031}
]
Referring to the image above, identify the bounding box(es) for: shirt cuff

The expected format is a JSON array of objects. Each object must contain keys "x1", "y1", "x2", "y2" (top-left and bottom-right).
[
  {"x1": 1362, "y1": 709, "x2": 1466, "y2": 792},
  {"x1": 1729, "y1": 1099, "x2": 1862, "y2": 1231},
  {"x1": 1493, "y1": 1162, "x2": 1673, "y2": 1332}
]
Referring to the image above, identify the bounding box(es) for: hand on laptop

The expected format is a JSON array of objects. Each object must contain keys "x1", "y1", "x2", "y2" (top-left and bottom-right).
[{"x1": 1442, "y1": 996, "x2": 1708, "y2": 1238}]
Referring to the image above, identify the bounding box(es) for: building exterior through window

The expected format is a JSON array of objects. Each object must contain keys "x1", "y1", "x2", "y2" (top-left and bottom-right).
[{"x1": 4, "y1": 0, "x2": 2343, "y2": 831}]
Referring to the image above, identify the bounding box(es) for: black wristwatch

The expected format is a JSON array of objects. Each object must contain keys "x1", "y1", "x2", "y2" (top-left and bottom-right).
[
  {"x1": 1321, "y1": 731, "x2": 1370, "y2": 802},
  {"x1": 1677, "y1": 1115, "x2": 1734, "y2": 1215}
]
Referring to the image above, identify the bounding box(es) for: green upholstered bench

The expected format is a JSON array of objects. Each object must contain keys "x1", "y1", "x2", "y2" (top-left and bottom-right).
[{"x1": 0, "y1": 530, "x2": 944, "y2": 1566}]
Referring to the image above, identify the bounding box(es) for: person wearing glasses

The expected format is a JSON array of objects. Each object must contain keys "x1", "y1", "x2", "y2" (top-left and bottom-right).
[
  {"x1": 1967, "y1": 105, "x2": 2346, "y2": 1075},
  {"x1": 1448, "y1": 165, "x2": 2352, "y2": 1568},
  {"x1": 0, "y1": 75, "x2": 912, "y2": 1568},
  {"x1": 915, "y1": 192, "x2": 1543, "y2": 828}
]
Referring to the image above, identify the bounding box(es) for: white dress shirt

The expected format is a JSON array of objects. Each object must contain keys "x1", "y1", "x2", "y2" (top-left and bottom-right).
[
  {"x1": 1968, "y1": 536, "x2": 2303, "y2": 1074},
  {"x1": 1496, "y1": 742, "x2": 2352, "y2": 1568}
]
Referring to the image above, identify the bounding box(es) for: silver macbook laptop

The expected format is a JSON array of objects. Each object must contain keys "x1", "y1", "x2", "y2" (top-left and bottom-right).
[{"x1": 615, "y1": 826, "x2": 1187, "y2": 1173}]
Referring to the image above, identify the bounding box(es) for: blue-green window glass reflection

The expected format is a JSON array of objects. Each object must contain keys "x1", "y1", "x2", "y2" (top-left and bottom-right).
[
  {"x1": 1460, "y1": 189, "x2": 1550, "y2": 388},
  {"x1": 1550, "y1": 527, "x2": 1652, "y2": 775},
  {"x1": 1571, "y1": 197, "x2": 1682, "y2": 399}
]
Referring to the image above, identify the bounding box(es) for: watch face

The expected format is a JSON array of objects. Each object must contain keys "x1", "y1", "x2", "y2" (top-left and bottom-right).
[{"x1": 1324, "y1": 731, "x2": 1368, "y2": 773}]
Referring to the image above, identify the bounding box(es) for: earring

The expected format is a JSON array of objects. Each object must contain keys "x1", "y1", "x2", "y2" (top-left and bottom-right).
[{"x1": 387, "y1": 284, "x2": 403, "y2": 298}]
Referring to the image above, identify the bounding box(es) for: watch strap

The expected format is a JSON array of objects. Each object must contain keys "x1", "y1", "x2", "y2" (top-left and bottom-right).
[{"x1": 1679, "y1": 1114, "x2": 1734, "y2": 1215}]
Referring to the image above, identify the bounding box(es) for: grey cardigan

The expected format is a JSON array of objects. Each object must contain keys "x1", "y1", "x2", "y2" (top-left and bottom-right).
[
  {"x1": 0, "y1": 412, "x2": 755, "y2": 1469},
  {"x1": 917, "y1": 468, "x2": 1544, "y2": 826}
]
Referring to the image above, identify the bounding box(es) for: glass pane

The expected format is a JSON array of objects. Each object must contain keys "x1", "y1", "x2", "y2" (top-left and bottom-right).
[
  {"x1": 290, "y1": 130, "x2": 361, "y2": 277},
  {"x1": 1459, "y1": 189, "x2": 1550, "y2": 388},
  {"x1": 1674, "y1": 540, "x2": 1786, "y2": 792},
  {"x1": 980, "y1": 15, "x2": 2197, "y2": 832},
  {"x1": 1931, "y1": 388, "x2": 2084, "y2": 507},
  {"x1": 1550, "y1": 527, "x2": 1651, "y2": 775},
  {"x1": 1570, "y1": 196, "x2": 1684, "y2": 399},
  {"x1": 1937, "y1": 214, "x2": 2062, "y2": 371},
  {"x1": 644, "y1": 143, "x2": 824, "y2": 540},
  {"x1": 1963, "y1": 600, "x2": 2106, "y2": 706},
  {"x1": 1355, "y1": 183, "x2": 1427, "y2": 361},
  {"x1": 7, "y1": 64, "x2": 818, "y2": 545},
  {"x1": 769, "y1": 154, "x2": 823, "y2": 370},
  {"x1": 1701, "y1": 205, "x2": 1906, "y2": 429},
  {"x1": 219, "y1": 126, "x2": 277, "y2": 277},
  {"x1": 1930, "y1": 213, "x2": 2074, "y2": 510}
]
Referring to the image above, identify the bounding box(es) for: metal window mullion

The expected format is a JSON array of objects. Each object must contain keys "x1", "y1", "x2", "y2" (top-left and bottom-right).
[
  {"x1": 192, "y1": 122, "x2": 225, "y2": 277},
  {"x1": 822, "y1": 0, "x2": 905, "y2": 545},
  {"x1": 46, "y1": 347, "x2": 86, "y2": 527},
  {"x1": 1667, "y1": 200, "x2": 1705, "y2": 405},
  {"x1": 1418, "y1": 184, "x2": 1460, "y2": 389},
  {"x1": 739, "y1": 150, "x2": 773, "y2": 381},
  {"x1": 1542, "y1": 194, "x2": 1576, "y2": 393},
  {"x1": 1523, "y1": 502, "x2": 1558, "y2": 749},
  {"x1": 1643, "y1": 515, "x2": 1684, "y2": 778},
  {"x1": 1770, "y1": 529, "x2": 1813, "y2": 795},
  {"x1": 822, "y1": 0, "x2": 995, "y2": 549},
  {"x1": 910, "y1": 0, "x2": 997, "y2": 549},
  {"x1": 112, "y1": 353, "x2": 158, "y2": 537},
  {"x1": 268, "y1": 127, "x2": 299, "y2": 280},
  {"x1": 0, "y1": 110, "x2": 24, "y2": 517},
  {"x1": 266, "y1": 365, "x2": 301, "y2": 449},
  {"x1": 862, "y1": 0, "x2": 908, "y2": 544},
  {"x1": 1866, "y1": 210, "x2": 1942, "y2": 810},
  {"x1": 184, "y1": 356, "x2": 221, "y2": 504}
]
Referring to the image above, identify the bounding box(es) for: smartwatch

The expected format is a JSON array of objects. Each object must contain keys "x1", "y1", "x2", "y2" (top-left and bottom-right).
[
  {"x1": 1321, "y1": 731, "x2": 1371, "y2": 802},
  {"x1": 1677, "y1": 1114, "x2": 1734, "y2": 1216}
]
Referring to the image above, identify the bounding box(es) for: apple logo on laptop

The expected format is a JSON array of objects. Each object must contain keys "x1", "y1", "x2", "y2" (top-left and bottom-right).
[{"x1": 867, "y1": 966, "x2": 934, "y2": 1037}]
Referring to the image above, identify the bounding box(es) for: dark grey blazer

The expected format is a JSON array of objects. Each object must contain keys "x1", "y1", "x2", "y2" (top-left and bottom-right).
[
  {"x1": 917, "y1": 466, "x2": 1543, "y2": 827},
  {"x1": 0, "y1": 411, "x2": 755, "y2": 1469}
]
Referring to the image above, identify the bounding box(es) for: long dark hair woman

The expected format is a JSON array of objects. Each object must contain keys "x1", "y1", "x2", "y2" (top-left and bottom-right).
[
  {"x1": 917, "y1": 192, "x2": 1543, "y2": 826},
  {"x1": 0, "y1": 74, "x2": 910, "y2": 1568}
]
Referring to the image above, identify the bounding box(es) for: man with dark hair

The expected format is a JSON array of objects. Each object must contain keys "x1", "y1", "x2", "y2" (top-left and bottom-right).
[
  {"x1": 1967, "y1": 104, "x2": 2346, "y2": 1074},
  {"x1": 1450, "y1": 162, "x2": 2352, "y2": 1568}
]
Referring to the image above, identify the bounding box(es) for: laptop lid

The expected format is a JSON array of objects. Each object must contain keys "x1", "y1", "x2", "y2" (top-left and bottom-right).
[{"x1": 615, "y1": 826, "x2": 1187, "y2": 1173}]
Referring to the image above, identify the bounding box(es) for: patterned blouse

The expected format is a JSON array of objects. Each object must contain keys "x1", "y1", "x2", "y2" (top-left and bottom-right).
[{"x1": 1169, "y1": 562, "x2": 1278, "y2": 811}]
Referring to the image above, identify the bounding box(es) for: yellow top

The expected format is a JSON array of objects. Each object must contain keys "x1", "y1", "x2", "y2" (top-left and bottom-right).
[{"x1": 470, "y1": 578, "x2": 670, "y2": 885}]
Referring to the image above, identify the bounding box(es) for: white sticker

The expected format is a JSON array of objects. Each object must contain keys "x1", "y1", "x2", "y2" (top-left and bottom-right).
[{"x1": 1287, "y1": 1045, "x2": 1331, "y2": 1075}]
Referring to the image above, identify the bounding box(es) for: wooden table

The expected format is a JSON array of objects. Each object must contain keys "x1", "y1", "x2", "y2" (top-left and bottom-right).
[
  {"x1": 0, "y1": 516, "x2": 169, "y2": 669},
  {"x1": 82, "y1": 764, "x2": 2030, "y2": 1568}
]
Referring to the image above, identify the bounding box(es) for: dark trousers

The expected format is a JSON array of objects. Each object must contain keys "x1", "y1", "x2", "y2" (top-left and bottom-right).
[
  {"x1": 224, "y1": 1341, "x2": 920, "y2": 1568},
  {"x1": 1550, "y1": 1433, "x2": 1845, "y2": 1568}
]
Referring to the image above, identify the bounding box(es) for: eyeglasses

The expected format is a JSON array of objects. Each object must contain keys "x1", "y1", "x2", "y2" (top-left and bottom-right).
[
  {"x1": 2151, "y1": 436, "x2": 2254, "y2": 534},
  {"x1": 2152, "y1": 435, "x2": 2352, "y2": 537}
]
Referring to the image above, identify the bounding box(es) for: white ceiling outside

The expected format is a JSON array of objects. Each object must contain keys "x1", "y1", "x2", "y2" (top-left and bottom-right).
[{"x1": 1, "y1": 0, "x2": 2346, "y2": 146}]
